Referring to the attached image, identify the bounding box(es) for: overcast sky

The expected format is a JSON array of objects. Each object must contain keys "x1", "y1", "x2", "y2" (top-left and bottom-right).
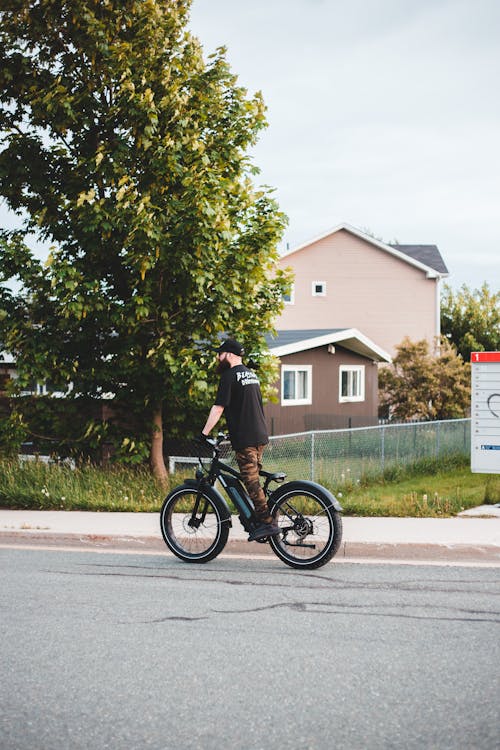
[
  {"x1": 189, "y1": 0, "x2": 500, "y2": 290},
  {"x1": 1, "y1": 0, "x2": 498, "y2": 292}
]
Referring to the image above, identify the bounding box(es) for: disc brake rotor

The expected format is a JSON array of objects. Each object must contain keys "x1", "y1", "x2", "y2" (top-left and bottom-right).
[{"x1": 292, "y1": 515, "x2": 313, "y2": 538}]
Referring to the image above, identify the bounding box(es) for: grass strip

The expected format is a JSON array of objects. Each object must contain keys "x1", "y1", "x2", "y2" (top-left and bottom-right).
[{"x1": 0, "y1": 456, "x2": 498, "y2": 517}]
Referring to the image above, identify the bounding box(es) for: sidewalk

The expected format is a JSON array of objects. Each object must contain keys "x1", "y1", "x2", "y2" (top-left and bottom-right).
[{"x1": 1, "y1": 507, "x2": 499, "y2": 564}]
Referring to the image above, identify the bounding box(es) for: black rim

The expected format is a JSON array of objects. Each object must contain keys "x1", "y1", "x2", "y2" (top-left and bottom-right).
[
  {"x1": 270, "y1": 492, "x2": 335, "y2": 565},
  {"x1": 163, "y1": 490, "x2": 223, "y2": 559}
]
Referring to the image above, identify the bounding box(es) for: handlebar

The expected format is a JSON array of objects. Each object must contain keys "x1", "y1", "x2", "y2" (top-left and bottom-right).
[{"x1": 197, "y1": 432, "x2": 228, "y2": 454}]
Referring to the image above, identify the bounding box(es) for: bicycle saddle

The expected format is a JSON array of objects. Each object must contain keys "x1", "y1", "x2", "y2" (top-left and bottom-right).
[{"x1": 259, "y1": 470, "x2": 287, "y2": 483}]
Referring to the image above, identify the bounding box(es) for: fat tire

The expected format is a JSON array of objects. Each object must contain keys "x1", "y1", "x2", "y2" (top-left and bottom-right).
[
  {"x1": 160, "y1": 486, "x2": 230, "y2": 563},
  {"x1": 268, "y1": 482, "x2": 343, "y2": 569}
]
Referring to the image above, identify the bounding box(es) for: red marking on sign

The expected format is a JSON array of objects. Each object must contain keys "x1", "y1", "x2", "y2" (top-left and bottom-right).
[{"x1": 470, "y1": 352, "x2": 500, "y2": 363}]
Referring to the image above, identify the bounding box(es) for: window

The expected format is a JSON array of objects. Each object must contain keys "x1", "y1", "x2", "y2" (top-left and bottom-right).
[
  {"x1": 283, "y1": 283, "x2": 295, "y2": 305},
  {"x1": 281, "y1": 365, "x2": 312, "y2": 405},
  {"x1": 339, "y1": 365, "x2": 365, "y2": 402},
  {"x1": 20, "y1": 380, "x2": 71, "y2": 398},
  {"x1": 312, "y1": 281, "x2": 326, "y2": 296}
]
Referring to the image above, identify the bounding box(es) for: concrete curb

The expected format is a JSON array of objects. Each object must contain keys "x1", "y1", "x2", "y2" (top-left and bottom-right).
[
  {"x1": 1, "y1": 509, "x2": 499, "y2": 564},
  {"x1": 1, "y1": 530, "x2": 500, "y2": 564}
]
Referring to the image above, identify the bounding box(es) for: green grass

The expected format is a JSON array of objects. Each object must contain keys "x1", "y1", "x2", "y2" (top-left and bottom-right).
[
  {"x1": 0, "y1": 458, "x2": 168, "y2": 512},
  {"x1": 0, "y1": 456, "x2": 498, "y2": 517},
  {"x1": 324, "y1": 466, "x2": 500, "y2": 517}
]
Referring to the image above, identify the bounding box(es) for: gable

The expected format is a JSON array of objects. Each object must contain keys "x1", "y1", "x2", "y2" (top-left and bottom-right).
[
  {"x1": 266, "y1": 329, "x2": 391, "y2": 362},
  {"x1": 281, "y1": 222, "x2": 448, "y2": 279}
]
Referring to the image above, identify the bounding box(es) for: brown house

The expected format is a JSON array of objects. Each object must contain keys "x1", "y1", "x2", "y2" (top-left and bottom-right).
[
  {"x1": 277, "y1": 223, "x2": 449, "y2": 357},
  {"x1": 265, "y1": 329, "x2": 391, "y2": 435}
]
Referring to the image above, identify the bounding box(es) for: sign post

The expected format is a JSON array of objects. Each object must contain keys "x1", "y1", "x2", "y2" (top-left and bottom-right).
[{"x1": 470, "y1": 352, "x2": 500, "y2": 473}]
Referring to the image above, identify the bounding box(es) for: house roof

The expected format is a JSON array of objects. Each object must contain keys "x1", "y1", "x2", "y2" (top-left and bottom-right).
[
  {"x1": 389, "y1": 244, "x2": 449, "y2": 274},
  {"x1": 281, "y1": 222, "x2": 449, "y2": 279},
  {"x1": 266, "y1": 329, "x2": 391, "y2": 363}
]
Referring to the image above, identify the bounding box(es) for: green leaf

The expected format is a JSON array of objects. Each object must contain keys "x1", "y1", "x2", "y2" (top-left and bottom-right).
[{"x1": 0, "y1": 0, "x2": 290, "y2": 475}]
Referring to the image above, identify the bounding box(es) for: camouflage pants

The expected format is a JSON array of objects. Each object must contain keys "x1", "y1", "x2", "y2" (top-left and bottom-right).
[{"x1": 235, "y1": 445, "x2": 272, "y2": 524}]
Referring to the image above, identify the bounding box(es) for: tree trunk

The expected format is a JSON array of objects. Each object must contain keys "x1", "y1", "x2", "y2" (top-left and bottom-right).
[{"x1": 150, "y1": 406, "x2": 168, "y2": 485}]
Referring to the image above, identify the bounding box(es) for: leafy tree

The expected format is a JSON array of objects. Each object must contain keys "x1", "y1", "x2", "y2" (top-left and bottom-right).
[
  {"x1": 0, "y1": 0, "x2": 290, "y2": 479},
  {"x1": 0, "y1": 406, "x2": 28, "y2": 458},
  {"x1": 441, "y1": 282, "x2": 500, "y2": 361},
  {"x1": 379, "y1": 337, "x2": 471, "y2": 421}
]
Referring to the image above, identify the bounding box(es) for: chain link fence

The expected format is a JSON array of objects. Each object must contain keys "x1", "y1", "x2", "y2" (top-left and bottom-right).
[{"x1": 262, "y1": 419, "x2": 471, "y2": 486}]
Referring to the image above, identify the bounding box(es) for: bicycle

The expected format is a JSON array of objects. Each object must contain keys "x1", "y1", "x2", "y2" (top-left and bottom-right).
[{"x1": 159, "y1": 433, "x2": 343, "y2": 569}]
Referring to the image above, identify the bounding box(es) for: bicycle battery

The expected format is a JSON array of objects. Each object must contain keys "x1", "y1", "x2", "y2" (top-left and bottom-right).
[{"x1": 219, "y1": 473, "x2": 254, "y2": 520}]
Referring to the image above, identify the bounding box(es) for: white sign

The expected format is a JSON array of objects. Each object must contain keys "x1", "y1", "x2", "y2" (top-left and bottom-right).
[{"x1": 471, "y1": 352, "x2": 500, "y2": 473}]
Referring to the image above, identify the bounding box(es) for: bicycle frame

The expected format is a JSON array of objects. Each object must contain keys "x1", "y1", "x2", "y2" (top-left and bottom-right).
[
  {"x1": 160, "y1": 435, "x2": 344, "y2": 567},
  {"x1": 197, "y1": 453, "x2": 257, "y2": 527},
  {"x1": 190, "y1": 439, "x2": 286, "y2": 532}
]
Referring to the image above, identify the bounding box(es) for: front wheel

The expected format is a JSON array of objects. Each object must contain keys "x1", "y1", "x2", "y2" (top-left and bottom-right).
[
  {"x1": 160, "y1": 486, "x2": 230, "y2": 563},
  {"x1": 268, "y1": 483, "x2": 342, "y2": 569}
]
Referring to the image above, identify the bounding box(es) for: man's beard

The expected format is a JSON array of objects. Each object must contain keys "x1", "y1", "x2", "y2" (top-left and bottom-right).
[{"x1": 216, "y1": 359, "x2": 231, "y2": 374}]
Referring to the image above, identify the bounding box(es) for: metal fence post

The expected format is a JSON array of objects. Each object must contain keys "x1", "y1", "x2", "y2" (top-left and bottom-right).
[
  {"x1": 381, "y1": 425, "x2": 385, "y2": 474},
  {"x1": 311, "y1": 431, "x2": 315, "y2": 481}
]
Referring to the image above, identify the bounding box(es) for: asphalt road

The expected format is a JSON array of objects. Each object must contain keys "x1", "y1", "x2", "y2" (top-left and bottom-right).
[{"x1": 1, "y1": 548, "x2": 499, "y2": 750}]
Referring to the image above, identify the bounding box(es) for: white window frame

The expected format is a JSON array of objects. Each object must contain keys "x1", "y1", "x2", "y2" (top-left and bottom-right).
[
  {"x1": 283, "y1": 283, "x2": 295, "y2": 305},
  {"x1": 19, "y1": 380, "x2": 72, "y2": 399},
  {"x1": 281, "y1": 364, "x2": 312, "y2": 406},
  {"x1": 312, "y1": 281, "x2": 326, "y2": 296},
  {"x1": 339, "y1": 365, "x2": 365, "y2": 403}
]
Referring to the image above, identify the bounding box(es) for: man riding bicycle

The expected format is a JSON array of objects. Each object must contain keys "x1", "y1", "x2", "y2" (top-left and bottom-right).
[{"x1": 200, "y1": 337, "x2": 281, "y2": 542}]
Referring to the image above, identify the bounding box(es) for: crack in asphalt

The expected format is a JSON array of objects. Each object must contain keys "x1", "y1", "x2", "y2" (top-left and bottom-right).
[
  {"x1": 47, "y1": 564, "x2": 500, "y2": 597},
  {"x1": 134, "y1": 615, "x2": 209, "y2": 623},
  {"x1": 122, "y1": 601, "x2": 500, "y2": 625},
  {"x1": 39, "y1": 564, "x2": 500, "y2": 624},
  {"x1": 212, "y1": 600, "x2": 500, "y2": 622}
]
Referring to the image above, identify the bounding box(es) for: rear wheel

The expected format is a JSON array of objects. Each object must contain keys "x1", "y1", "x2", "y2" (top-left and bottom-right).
[
  {"x1": 268, "y1": 484, "x2": 342, "y2": 569},
  {"x1": 160, "y1": 486, "x2": 230, "y2": 563}
]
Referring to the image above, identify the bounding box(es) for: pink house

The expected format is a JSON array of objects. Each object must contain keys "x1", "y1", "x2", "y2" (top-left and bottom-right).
[{"x1": 277, "y1": 223, "x2": 449, "y2": 357}]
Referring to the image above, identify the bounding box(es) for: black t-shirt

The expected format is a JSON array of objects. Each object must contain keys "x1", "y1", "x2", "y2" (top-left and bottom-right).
[{"x1": 215, "y1": 364, "x2": 269, "y2": 451}]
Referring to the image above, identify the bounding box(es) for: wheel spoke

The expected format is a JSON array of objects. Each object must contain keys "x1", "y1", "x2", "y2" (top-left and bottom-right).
[
  {"x1": 269, "y1": 489, "x2": 342, "y2": 568},
  {"x1": 160, "y1": 489, "x2": 228, "y2": 561}
]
